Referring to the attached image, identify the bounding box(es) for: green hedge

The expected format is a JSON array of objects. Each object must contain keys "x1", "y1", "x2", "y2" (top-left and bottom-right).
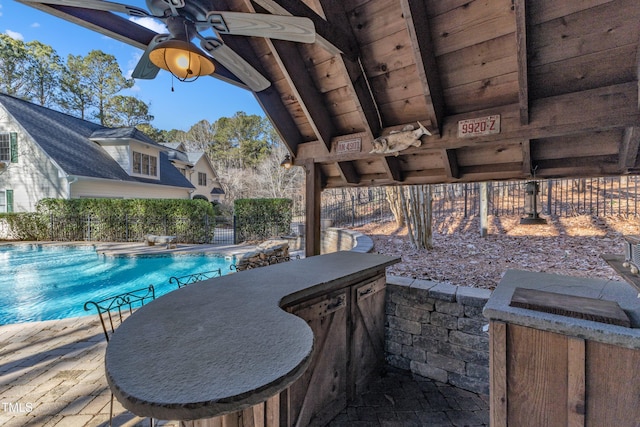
[
  {"x1": 2, "y1": 199, "x2": 216, "y2": 243},
  {"x1": 234, "y1": 198, "x2": 292, "y2": 242}
]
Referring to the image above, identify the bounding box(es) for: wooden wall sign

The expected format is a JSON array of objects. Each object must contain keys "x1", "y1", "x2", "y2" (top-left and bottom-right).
[
  {"x1": 458, "y1": 115, "x2": 501, "y2": 138},
  {"x1": 334, "y1": 137, "x2": 362, "y2": 154}
]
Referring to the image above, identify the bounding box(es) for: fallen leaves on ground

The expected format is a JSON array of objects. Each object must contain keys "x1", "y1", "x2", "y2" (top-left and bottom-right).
[{"x1": 354, "y1": 215, "x2": 640, "y2": 290}]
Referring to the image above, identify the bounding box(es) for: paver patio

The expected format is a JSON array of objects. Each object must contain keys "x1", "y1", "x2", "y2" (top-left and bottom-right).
[{"x1": 0, "y1": 315, "x2": 488, "y2": 427}]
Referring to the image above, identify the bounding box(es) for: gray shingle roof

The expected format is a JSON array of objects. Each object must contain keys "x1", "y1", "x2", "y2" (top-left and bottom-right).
[{"x1": 0, "y1": 94, "x2": 193, "y2": 189}]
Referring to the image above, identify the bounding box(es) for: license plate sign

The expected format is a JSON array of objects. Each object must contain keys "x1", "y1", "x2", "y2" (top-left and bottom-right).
[{"x1": 457, "y1": 115, "x2": 500, "y2": 138}]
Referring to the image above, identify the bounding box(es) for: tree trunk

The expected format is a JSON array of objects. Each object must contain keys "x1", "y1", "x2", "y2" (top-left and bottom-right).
[
  {"x1": 385, "y1": 186, "x2": 405, "y2": 227},
  {"x1": 402, "y1": 185, "x2": 433, "y2": 250}
]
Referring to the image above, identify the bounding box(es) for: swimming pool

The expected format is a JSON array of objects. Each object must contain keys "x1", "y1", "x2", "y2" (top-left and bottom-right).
[{"x1": 0, "y1": 244, "x2": 234, "y2": 325}]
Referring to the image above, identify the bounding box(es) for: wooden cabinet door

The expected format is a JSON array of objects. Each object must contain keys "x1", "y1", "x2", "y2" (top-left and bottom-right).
[
  {"x1": 283, "y1": 289, "x2": 348, "y2": 427},
  {"x1": 349, "y1": 275, "x2": 386, "y2": 398}
]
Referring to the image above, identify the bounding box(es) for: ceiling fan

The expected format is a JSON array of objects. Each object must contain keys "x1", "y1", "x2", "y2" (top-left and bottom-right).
[{"x1": 21, "y1": 0, "x2": 316, "y2": 91}]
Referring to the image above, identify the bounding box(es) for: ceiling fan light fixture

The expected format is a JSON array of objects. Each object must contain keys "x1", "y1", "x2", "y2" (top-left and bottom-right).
[{"x1": 149, "y1": 39, "x2": 215, "y2": 82}]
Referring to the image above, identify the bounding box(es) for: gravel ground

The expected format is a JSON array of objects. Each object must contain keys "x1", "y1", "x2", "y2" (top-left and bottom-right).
[{"x1": 355, "y1": 215, "x2": 640, "y2": 290}]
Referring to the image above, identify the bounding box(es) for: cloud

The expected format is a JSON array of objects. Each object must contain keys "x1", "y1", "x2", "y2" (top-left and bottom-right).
[
  {"x1": 5, "y1": 30, "x2": 24, "y2": 41},
  {"x1": 129, "y1": 16, "x2": 166, "y2": 34},
  {"x1": 30, "y1": 22, "x2": 40, "y2": 28},
  {"x1": 126, "y1": 52, "x2": 142, "y2": 79}
]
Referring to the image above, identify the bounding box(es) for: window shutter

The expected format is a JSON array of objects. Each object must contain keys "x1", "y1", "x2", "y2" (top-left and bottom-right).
[
  {"x1": 6, "y1": 190, "x2": 13, "y2": 213},
  {"x1": 9, "y1": 133, "x2": 18, "y2": 163}
]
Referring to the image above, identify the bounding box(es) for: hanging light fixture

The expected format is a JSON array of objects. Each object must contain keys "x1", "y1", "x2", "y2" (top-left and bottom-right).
[
  {"x1": 149, "y1": 39, "x2": 215, "y2": 82},
  {"x1": 148, "y1": 16, "x2": 215, "y2": 83},
  {"x1": 280, "y1": 154, "x2": 293, "y2": 169},
  {"x1": 520, "y1": 181, "x2": 547, "y2": 224}
]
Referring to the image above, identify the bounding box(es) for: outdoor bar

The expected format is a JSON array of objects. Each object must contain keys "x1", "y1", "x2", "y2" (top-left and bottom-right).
[
  {"x1": 484, "y1": 269, "x2": 640, "y2": 426},
  {"x1": 105, "y1": 251, "x2": 399, "y2": 426}
]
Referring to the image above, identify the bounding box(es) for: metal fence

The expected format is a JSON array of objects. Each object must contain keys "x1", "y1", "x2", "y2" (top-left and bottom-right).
[
  {"x1": 36, "y1": 176, "x2": 640, "y2": 243},
  {"x1": 290, "y1": 177, "x2": 640, "y2": 229},
  {"x1": 46, "y1": 214, "x2": 216, "y2": 243}
]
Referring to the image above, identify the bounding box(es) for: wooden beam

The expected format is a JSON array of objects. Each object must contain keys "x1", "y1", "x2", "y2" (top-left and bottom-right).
[
  {"x1": 514, "y1": 0, "x2": 530, "y2": 125},
  {"x1": 490, "y1": 321, "x2": 508, "y2": 427},
  {"x1": 297, "y1": 82, "x2": 640, "y2": 164},
  {"x1": 316, "y1": 0, "x2": 383, "y2": 139},
  {"x1": 269, "y1": 40, "x2": 335, "y2": 151},
  {"x1": 619, "y1": 127, "x2": 640, "y2": 169},
  {"x1": 400, "y1": 0, "x2": 445, "y2": 135},
  {"x1": 442, "y1": 149, "x2": 460, "y2": 179},
  {"x1": 266, "y1": 39, "x2": 357, "y2": 184},
  {"x1": 251, "y1": 0, "x2": 359, "y2": 60},
  {"x1": 567, "y1": 337, "x2": 586, "y2": 427},
  {"x1": 305, "y1": 161, "x2": 322, "y2": 257},
  {"x1": 522, "y1": 139, "x2": 532, "y2": 176},
  {"x1": 536, "y1": 154, "x2": 622, "y2": 177},
  {"x1": 337, "y1": 161, "x2": 360, "y2": 184},
  {"x1": 382, "y1": 156, "x2": 404, "y2": 182}
]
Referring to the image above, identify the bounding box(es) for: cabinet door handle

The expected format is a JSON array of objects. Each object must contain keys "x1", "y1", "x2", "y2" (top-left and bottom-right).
[
  {"x1": 327, "y1": 295, "x2": 345, "y2": 311},
  {"x1": 359, "y1": 288, "x2": 373, "y2": 297}
]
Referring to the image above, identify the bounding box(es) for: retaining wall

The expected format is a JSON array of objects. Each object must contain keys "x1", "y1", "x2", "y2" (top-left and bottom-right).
[{"x1": 385, "y1": 275, "x2": 492, "y2": 395}]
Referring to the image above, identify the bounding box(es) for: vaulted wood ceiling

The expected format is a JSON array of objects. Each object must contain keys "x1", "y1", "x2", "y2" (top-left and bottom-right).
[{"x1": 21, "y1": 0, "x2": 640, "y2": 189}]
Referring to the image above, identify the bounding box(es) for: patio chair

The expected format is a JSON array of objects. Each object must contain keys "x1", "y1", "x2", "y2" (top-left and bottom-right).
[
  {"x1": 169, "y1": 269, "x2": 222, "y2": 289},
  {"x1": 84, "y1": 285, "x2": 156, "y2": 427}
]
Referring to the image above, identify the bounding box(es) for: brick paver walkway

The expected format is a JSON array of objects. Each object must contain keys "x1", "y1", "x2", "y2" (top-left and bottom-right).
[
  {"x1": 0, "y1": 316, "x2": 176, "y2": 427},
  {"x1": 1, "y1": 317, "x2": 488, "y2": 427},
  {"x1": 329, "y1": 367, "x2": 489, "y2": 427}
]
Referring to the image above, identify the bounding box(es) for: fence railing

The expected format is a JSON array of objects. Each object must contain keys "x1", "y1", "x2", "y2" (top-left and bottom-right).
[
  {"x1": 46, "y1": 214, "x2": 216, "y2": 243},
  {"x1": 13, "y1": 177, "x2": 639, "y2": 243},
  {"x1": 291, "y1": 177, "x2": 640, "y2": 228}
]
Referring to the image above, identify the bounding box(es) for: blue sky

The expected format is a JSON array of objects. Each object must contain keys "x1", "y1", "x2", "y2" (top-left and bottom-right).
[{"x1": 1, "y1": 0, "x2": 265, "y2": 131}]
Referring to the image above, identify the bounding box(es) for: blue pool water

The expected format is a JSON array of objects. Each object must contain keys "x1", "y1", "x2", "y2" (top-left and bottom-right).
[{"x1": 0, "y1": 244, "x2": 234, "y2": 325}]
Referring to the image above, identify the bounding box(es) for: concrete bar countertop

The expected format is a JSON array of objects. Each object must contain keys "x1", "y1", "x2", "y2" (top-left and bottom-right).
[
  {"x1": 105, "y1": 251, "x2": 399, "y2": 421},
  {"x1": 483, "y1": 269, "x2": 640, "y2": 350}
]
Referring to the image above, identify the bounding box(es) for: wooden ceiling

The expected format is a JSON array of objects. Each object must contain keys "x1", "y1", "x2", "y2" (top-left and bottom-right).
[{"x1": 21, "y1": 0, "x2": 640, "y2": 189}]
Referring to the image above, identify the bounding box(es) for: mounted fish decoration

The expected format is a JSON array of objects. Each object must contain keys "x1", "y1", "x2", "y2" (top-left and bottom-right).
[{"x1": 370, "y1": 121, "x2": 432, "y2": 156}]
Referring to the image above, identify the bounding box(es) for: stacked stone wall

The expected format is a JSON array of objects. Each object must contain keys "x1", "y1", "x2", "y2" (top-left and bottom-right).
[
  {"x1": 385, "y1": 275, "x2": 491, "y2": 395},
  {"x1": 235, "y1": 239, "x2": 289, "y2": 271}
]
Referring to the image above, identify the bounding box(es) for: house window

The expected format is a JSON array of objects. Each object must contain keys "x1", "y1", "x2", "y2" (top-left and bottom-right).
[
  {"x1": 198, "y1": 172, "x2": 207, "y2": 186},
  {"x1": 0, "y1": 133, "x2": 17, "y2": 163},
  {"x1": 0, "y1": 190, "x2": 13, "y2": 213},
  {"x1": 132, "y1": 151, "x2": 158, "y2": 177},
  {"x1": 0, "y1": 134, "x2": 10, "y2": 161}
]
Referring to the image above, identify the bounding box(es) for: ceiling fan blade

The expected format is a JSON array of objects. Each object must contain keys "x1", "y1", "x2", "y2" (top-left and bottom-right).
[
  {"x1": 200, "y1": 40, "x2": 271, "y2": 92},
  {"x1": 18, "y1": 0, "x2": 150, "y2": 17},
  {"x1": 202, "y1": 12, "x2": 315, "y2": 44},
  {"x1": 132, "y1": 34, "x2": 168, "y2": 79}
]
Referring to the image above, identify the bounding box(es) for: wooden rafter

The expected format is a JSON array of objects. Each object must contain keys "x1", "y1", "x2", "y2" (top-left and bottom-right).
[
  {"x1": 315, "y1": 0, "x2": 382, "y2": 137},
  {"x1": 514, "y1": 0, "x2": 530, "y2": 125},
  {"x1": 400, "y1": 0, "x2": 445, "y2": 135},
  {"x1": 442, "y1": 149, "x2": 460, "y2": 179},
  {"x1": 522, "y1": 139, "x2": 531, "y2": 176},
  {"x1": 381, "y1": 156, "x2": 404, "y2": 182},
  {"x1": 337, "y1": 161, "x2": 359, "y2": 184},
  {"x1": 619, "y1": 127, "x2": 640, "y2": 169}
]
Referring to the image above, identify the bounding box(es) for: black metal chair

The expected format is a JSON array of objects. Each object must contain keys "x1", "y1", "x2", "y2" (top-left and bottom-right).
[
  {"x1": 168, "y1": 269, "x2": 222, "y2": 289},
  {"x1": 84, "y1": 285, "x2": 156, "y2": 427}
]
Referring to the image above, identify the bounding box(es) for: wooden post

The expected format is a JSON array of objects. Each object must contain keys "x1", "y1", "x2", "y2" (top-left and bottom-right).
[
  {"x1": 489, "y1": 321, "x2": 507, "y2": 427},
  {"x1": 479, "y1": 182, "x2": 488, "y2": 237},
  {"x1": 305, "y1": 161, "x2": 321, "y2": 257}
]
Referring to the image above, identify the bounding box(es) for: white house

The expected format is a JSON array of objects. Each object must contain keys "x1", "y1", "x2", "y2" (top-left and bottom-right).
[
  {"x1": 161, "y1": 142, "x2": 225, "y2": 204},
  {"x1": 0, "y1": 93, "x2": 195, "y2": 212}
]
